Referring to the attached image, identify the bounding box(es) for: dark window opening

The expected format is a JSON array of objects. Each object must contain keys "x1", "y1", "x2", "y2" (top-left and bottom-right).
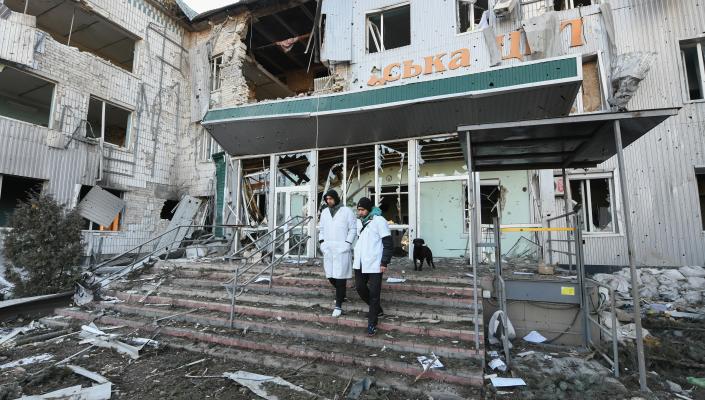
[
  {"x1": 86, "y1": 96, "x2": 130, "y2": 147},
  {"x1": 696, "y1": 169, "x2": 705, "y2": 230},
  {"x1": 160, "y1": 200, "x2": 179, "y2": 220},
  {"x1": 555, "y1": 0, "x2": 594, "y2": 11},
  {"x1": 457, "y1": 0, "x2": 488, "y2": 33},
  {"x1": 209, "y1": 54, "x2": 223, "y2": 91},
  {"x1": 5, "y1": 0, "x2": 136, "y2": 71},
  {"x1": 0, "y1": 175, "x2": 43, "y2": 227},
  {"x1": 367, "y1": 4, "x2": 411, "y2": 53},
  {"x1": 480, "y1": 185, "x2": 500, "y2": 224},
  {"x1": 681, "y1": 42, "x2": 704, "y2": 101},
  {"x1": 78, "y1": 185, "x2": 123, "y2": 231},
  {"x1": 368, "y1": 186, "x2": 409, "y2": 226},
  {"x1": 0, "y1": 66, "x2": 54, "y2": 127}
]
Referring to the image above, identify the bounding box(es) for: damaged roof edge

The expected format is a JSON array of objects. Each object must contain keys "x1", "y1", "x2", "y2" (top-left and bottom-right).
[{"x1": 175, "y1": 0, "x2": 254, "y2": 21}]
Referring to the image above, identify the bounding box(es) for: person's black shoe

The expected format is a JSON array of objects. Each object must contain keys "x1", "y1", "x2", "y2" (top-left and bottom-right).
[{"x1": 367, "y1": 324, "x2": 377, "y2": 336}]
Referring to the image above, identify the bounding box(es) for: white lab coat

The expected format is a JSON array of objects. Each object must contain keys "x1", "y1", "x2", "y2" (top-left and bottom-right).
[
  {"x1": 319, "y1": 206, "x2": 356, "y2": 279},
  {"x1": 353, "y1": 215, "x2": 392, "y2": 274}
]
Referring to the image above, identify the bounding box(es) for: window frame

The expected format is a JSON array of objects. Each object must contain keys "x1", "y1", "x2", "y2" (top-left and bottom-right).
[
  {"x1": 695, "y1": 167, "x2": 705, "y2": 231},
  {"x1": 0, "y1": 65, "x2": 57, "y2": 128},
  {"x1": 209, "y1": 54, "x2": 224, "y2": 92},
  {"x1": 365, "y1": 2, "x2": 411, "y2": 54},
  {"x1": 680, "y1": 39, "x2": 705, "y2": 102},
  {"x1": 86, "y1": 96, "x2": 132, "y2": 149},
  {"x1": 456, "y1": 0, "x2": 487, "y2": 34},
  {"x1": 200, "y1": 128, "x2": 222, "y2": 161},
  {"x1": 567, "y1": 172, "x2": 618, "y2": 235}
]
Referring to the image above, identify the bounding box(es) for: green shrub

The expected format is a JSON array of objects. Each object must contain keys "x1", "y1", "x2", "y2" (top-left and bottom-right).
[{"x1": 3, "y1": 194, "x2": 84, "y2": 296}]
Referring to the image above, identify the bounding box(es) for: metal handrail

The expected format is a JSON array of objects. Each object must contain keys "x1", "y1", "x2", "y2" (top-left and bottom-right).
[
  {"x1": 225, "y1": 215, "x2": 312, "y2": 327},
  {"x1": 493, "y1": 216, "x2": 511, "y2": 367},
  {"x1": 90, "y1": 224, "x2": 241, "y2": 287},
  {"x1": 228, "y1": 215, "x2": 310, "y2": 260}
]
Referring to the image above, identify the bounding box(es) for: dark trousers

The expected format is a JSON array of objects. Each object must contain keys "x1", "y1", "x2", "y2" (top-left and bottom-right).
[
  {"x1": 327, "y1": 278, "x2": 347, "y2": 308},
  {"x1": 354, "y1": 269, "x2": 383, "y2": 326}
]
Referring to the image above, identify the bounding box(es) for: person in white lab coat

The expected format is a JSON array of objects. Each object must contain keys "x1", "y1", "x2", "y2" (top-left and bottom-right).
[
  {"x1": 319, "y1": 190, "x2": 356, "y2": 317},
  {"x1": 353, "y1": 197, "x2": 393, "y2": 336}
]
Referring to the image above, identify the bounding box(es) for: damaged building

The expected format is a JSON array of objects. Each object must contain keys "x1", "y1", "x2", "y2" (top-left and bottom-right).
[
  {"x1": 0, "y1": 0, "x2": 702, "y2": 268},
  {"x1": 0, "y1": 0, "x2": 704, "y2": 398}
]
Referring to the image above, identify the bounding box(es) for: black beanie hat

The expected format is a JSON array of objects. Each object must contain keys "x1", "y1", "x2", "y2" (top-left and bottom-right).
[
  {"x1": 323, "y1": 189, "x2": 340, "y2": 205},
  {"x1": 357, "y1": 197, "x2": 373, "y2": 212}
]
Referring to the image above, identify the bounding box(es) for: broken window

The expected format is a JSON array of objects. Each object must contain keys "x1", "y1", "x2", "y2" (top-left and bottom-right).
[
  {"x1": 0, "y1": 174, "x2": 43, "y2": 227},
  {"x1": 244, "y1": 1, "x2": 324, "y2": 98},
  {"x1": 160, "y1": 200, "x2": 179, "y2": 221},
  {"x1": 568, "y1": 175, "x2": 617, "y2": 234},
  {"x1": 696, "y1": 168, "x2": 705, "y2": 231},
  {"x1": 209, "y1": 54, "x2": 223, "y2": 92},
  {"x1": 367, "y1": 4, "x2": 411, "y2": 53},
  {"x1": 277, "y1": 153, "x2": 311, "y2": 187},
  {"x1": 554, "y1": 0, "x2": 597, "y2": 11},
  {"x1": 5, "y1": 0, "x2": 136, "y2": 71},
  {"x1": 0, "y1": 65, "x2": 55, "y2": 127},
  {"x1": 242, "y1": 158, "x2": 271, "y2": 227},
  {"x1": 462, "y1": 183, "x2": 500, "y2": 231},
  {"x1": 681, "y1": 41, "x2": 705, "y2": 101},
  {"x1": 457, "y1": 0, "x2": 488, "y2": 33},
  {"x1": 86, "y1": 96, "x2": 131, "y2": 147},
  {"x1": 77, "y1": 185, "x2": 123, "y2": 231},
  {"x1": 199, "y1": 128, "x2": 222, "y2": 161}
]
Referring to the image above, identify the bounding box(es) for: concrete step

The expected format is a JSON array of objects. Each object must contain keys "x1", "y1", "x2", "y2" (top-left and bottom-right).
[
  {"x1": 136, "y1": 286, "x2": 482, "y2": 325},
  {"x1": 167, "y1": 278, "x2": 477, "y2": 310},
  {"x1": 55, "y1": 307, "x2": 484, "y2": 387},
  {"x1": 90, "y1": 302, "x2": 479, "y2": 360},
  {"x1": 110, "y1": 291, "x2": 483, "y2": 344},
  {"x1": 156, "y1": 260, "x2": 475, "y2": 287},
  {"x1": 165, "y1": 268, "x2": 475, "y2": 297}
]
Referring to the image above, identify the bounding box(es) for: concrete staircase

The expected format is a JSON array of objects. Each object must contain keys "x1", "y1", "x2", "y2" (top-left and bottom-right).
[{"x1": 54, "y1": 259, "x2": 485, "y2": 389}]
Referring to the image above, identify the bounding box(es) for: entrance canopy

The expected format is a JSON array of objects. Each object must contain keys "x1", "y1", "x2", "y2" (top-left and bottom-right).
[
  {"x1": 457, "y1": 109, "x2": 678, "y2": 171},
  {"x1": 202, "y1": 56, "x2": 583, "y2": 157}
]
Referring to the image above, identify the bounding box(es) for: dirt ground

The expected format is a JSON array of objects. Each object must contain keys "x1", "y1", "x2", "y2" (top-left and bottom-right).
[
  {"x1": 484, "y1": 314, "x2": 705, "y2": 400},
  {"x1": 0, "y1": 316, "x2": 480, "y2": 400}
]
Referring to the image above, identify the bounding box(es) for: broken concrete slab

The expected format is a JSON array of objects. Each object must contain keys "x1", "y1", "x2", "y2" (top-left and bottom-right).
[{"x1": 17, "y1": 382, "x2": 111, "y2": 400}]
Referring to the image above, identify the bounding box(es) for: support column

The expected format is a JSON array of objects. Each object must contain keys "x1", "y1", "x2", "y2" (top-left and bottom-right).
[
  {"x1": 464, "y1": 131, "x2": 480, "y2": 352},
  {"x1": 374, "y1": 145, "x2": 381, "y2": 206},
  {"x1": 268, "y1": 154, "x2": 278, "y2": 256},
  {"x1": 342, "y1": 147, "x2": 348, "y2": 206},
  {"x1": 231, "y1": 158, "x2": 243, "y2": 252},
  {"x1": 407, "y1": 139, "x2": 418, "y2": 260},
  {"x1": 614, "y1": 120, "x2": 648, "y2": 392},
  {"x1": 308, "y1": 149, "x2": 319, "y2": 258}
]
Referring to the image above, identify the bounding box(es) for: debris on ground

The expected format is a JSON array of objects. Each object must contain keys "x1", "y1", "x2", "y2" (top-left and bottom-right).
[
  {"x1": 223, "y1": 370, "x2": 324, "y2": 400},
  {"x1": 346, "y1": 377, "x2": 374, "y2": 399},
  {"x1": 0, "y1": 354, "x2": 54, "y2": 369}
]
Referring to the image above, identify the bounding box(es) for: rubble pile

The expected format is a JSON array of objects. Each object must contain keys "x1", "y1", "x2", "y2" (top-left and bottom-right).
[{"x1": 593, "y1": 266, "x2": 705, "y2": 307}]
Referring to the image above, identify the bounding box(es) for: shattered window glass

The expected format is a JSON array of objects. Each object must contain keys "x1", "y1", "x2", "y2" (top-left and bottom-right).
[
  {"x1": 276, "y1": 153, "x2": 311, "y2": 187},
  {"x1": 366, "y1": 4, "x2": 410, "y2": 53},
  {"x1": 569, "y1": 176, "x2": 616, "y2": 234},
  {"x1": 696, "y1": 169, "x2": 705, "y2": 230}
]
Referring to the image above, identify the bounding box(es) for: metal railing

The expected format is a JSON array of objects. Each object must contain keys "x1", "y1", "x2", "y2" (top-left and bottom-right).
[
  {"x1": 89, "y1": 224, "x2": 241, "y2": 288},
  {"x1": 545, "y1": 209, "x2": 581, "y2": 271},
  {"x1": 224, "y1": 215, "x2": 313, "y2": 327},
  {"x1": 492, "y1": 216, "x2": 512, "y2": 367},
  {"x1": 584, "y1": 278, "x2": 620, "y2": 378}
]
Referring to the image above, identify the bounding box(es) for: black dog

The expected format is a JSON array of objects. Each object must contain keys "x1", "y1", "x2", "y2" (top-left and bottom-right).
[{"x1": 412, "y1": 238, "x2": 435, "y2": 271}]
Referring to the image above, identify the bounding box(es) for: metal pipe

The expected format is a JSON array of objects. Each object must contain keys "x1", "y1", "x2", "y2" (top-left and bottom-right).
[
  {"x1": 562, "y1": 167, "x2": 573, "y2": 271},
  {"x1": 23, "y1": 0, "x2": 29, "y2": 14},
  {"x1": 613, "y1": 120, "x2": 647, "y2": 391},
  {"x1": 67, "y1": 7, "x2": 75, "y2": 46}
]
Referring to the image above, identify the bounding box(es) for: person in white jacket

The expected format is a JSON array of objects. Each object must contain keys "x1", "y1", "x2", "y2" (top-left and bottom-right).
[
  {"x1": 353, "y1": 197, "x2": 393, "y2": 336},
  {"x1": 319, "y1": 190, "x2": 356, "y2": 317}
]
